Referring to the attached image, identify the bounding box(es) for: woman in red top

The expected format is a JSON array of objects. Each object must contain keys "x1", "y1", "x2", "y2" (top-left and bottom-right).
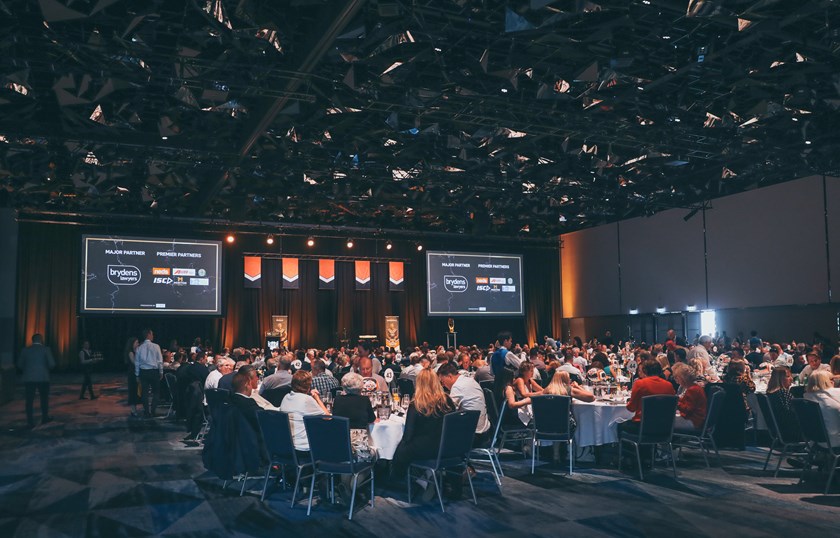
[{"x1": 672, "y1": 362, "x2": 707, "y2": 430}]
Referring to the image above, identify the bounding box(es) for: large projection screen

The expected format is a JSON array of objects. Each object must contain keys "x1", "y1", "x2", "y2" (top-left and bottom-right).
[
  {"x1": 81, "y1": 235, "x2": 222, "y2": 315},
  {"x1": 426, "y1": 251, "x2": 524, "y2": 316}
]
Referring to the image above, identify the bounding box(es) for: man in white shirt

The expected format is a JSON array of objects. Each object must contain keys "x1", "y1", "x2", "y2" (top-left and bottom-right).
[
  {"x1": 799, "y1": 352, "x2": 831, "y2": 385},
  {"x1": 438, "y1": 363, "x2": 491, "y2": 444},
  {"x1": 135, "y1": 329, "x2": 163, "y2": 418}
]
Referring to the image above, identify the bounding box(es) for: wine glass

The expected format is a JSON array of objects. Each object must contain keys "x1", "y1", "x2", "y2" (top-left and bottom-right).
[{"x1": 401, "y1": 394, "x2": 410, "y2": 413}]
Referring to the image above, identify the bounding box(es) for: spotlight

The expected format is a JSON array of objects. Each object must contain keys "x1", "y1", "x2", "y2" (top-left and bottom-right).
[
  {"x1": 266, "y1": 235, "x2": 275, "y2": 245},
  {"x1": 306, "y1": 236, "x2": 315, "y2": 247},
  {"x1": 346, "y1": 238, "x2": 354, "y2": 248},
  {"x1": 416, "y1": 243, "x2": 423, "y2": 251},
  {"x1": 385, "y1": 240, "x2": 393, "y2": 250},
  {"x1": 225, "y1": 234, "x2": 235, "y2": 244}
]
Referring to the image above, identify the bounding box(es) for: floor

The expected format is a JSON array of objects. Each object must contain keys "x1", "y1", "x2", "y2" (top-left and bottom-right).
[{"x1": 1, "y1": 374, "x2": 839, "y2": 537}]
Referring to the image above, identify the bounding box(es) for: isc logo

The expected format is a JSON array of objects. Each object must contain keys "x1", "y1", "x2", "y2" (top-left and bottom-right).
[{"x1": 153, "y1": 277, "x2": 173, "y2": 284}]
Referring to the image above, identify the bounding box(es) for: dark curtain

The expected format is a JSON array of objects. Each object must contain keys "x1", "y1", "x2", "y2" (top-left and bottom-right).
[{"x1": 15, "y1": 223, "x2": 560, "y2": 369}]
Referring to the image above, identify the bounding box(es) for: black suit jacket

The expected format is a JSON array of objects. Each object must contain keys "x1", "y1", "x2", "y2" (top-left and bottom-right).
[{"x1": 230, "y1": 393, "x2": 261, "y2": 434}]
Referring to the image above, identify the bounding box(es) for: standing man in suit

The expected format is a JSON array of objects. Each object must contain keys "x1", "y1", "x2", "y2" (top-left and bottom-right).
[
  {"x1": 135, "y1": 328, "x2": 163, "y2": 418},
  {"x1": 17, "y1": 333, "x2": 56, "y2": 428}
]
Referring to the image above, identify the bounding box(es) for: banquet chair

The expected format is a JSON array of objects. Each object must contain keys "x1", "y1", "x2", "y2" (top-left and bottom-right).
[
  {"x1": 618, "y1": 395, "x2": 678, "y2": 480},
  {"x1": 407, "y1": 410, "x2": 480, "y2": 513},
  {"x1": 479, "y1": 380, "x2": 495, "y2": 393},
  {"x1": 755, "y1": 393, "x2": 806, "y2": 476},
  {"x1": 530, "y1": 395, "x2": 573, "y2": 475},
  {"x1": 261, "y1": 386, "x2": 291, "y2": 407},
  {"x1": 467, "y1": 389, "x2": 504, "y2": 486},
  {"x1": 791, "y1": 399, "x2": 840, "y2": 494},
  {"x1": 256, "y1": 410, "x2": 314, "y2": 505},
  {"x1": 162, "y1": 372, "x2": 178, "y2": 419},
  {"x1": 672, "y1": 390, "x2": 725, "y2": 467},
  {"x1": 397, "y1": 378, "x2": 415, "y2": 397},
  {"x1": 303, "y1": 415, "x2": 375, "y2": 520},
  {"x1": 496, "y1": 400, "x2": 534, "y2": 457}
]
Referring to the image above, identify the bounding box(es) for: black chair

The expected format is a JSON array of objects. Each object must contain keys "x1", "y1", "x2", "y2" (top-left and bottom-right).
[
  {"x1": 303, "y1": 415, "x2": 375, "y2": 520},
  {"x1": 205, "y1": 388, "x2": 230, "y2": 416},
  {"x1": 407, "y1": 410, "x2": 480, "y2": 512},
  {"x1": 755, "y1": 393, "x2": 807, "y2": 476},
  {"x1": 397, "y1": 378, "x2": 415, "y2": 397},
  {"x1": 496, "y1": 400, "x2": 534, "y2": 456},
  {"x1": 163, "y1": 372, "x2": 178, "y2": 419},
  {"x1": 673, "y1": 390, "x2": 725, "y2": 467},
  {"x1": 256, "y1": 410, "x2": 314, "y2": 504},
  {"x1": 467, "y1": 389, "x2": 503, "y2": 486},
  {"x1": 479, "y1": 380, "x2": 495, "y2": 393},
  {"x1": 261, "y1": 386, "x2": 291, "y2": 407},
  {"x1": 791, "y1": 398, "x2": 840, "y2": 494},
  {"x1": 530, "y1": 395, "x2": 574, "y2": 475},
  {"x1": 618, "y1": 395, "x2": 679, "y2": 480}
]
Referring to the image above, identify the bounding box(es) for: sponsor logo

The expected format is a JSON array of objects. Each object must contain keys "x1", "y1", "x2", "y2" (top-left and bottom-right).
[
  {"x1": 174, "y1": 276, "x2": 187, "y2": 286},
  {"x1": 475, "y1": 277, "x2": 489, "y2": 284},
  {"x1": 107, "y1": 265, "x2": 141, "y2": 286},
  {"x1": 190, "y1": 277, "x2": 209, "y2": 286},
  {"x1": 476, "y1": 285, "x2": 491, "y2": 291},
  {"x1": 155, "y1": 303, "x2": 166, "y2": 308},
  {"x1": 198, "y1": 268, "x2": 206, "y2": 277},
  {"x1": 152, "y1": 267, "x2": 170, "y2": 276},
  {"x1": 172, "y1": 268, "x2": 196, "y2": 276},
  {"x1": 153, "y1": 277, "x2": 173, "y2": 284},
  {"x1": 489, "y1": 277, "x2": 506, "y2": 284},
  {"x1": 508, "y1": 278, "x2": 513, "y2": 284},
  {"x1": 502, "y1": 285, "x2": 516, "y2": 292},
  {"x1": 443, "y1": 275, "x2": 468, "y2": 292}
]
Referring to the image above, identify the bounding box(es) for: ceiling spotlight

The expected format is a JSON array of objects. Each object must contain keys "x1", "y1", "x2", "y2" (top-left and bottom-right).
[
  {"x1": 306, "y1": 236, "x2": 315, "y2": 247},
  {"x1": 266, "y1": 235, "x2": 275, "y2": 245},
  {"x1": 346, "y1": 239, "x2": 354, "y2": 248},
  {"x1": 225, "y1": 234, "x2": 235, "y2": 244},
  {"x1": 805, "y1": 140, "x2": 812, "y2": 145},
  {"x1": 416, "y1": 243, "x2": 423, "y2": 251},
  {"x1": 385, "y1": 241, "x2": 393, "y2": 250}
]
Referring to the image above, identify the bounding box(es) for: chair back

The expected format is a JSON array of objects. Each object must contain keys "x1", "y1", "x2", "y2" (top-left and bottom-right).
[
  {"x1": 701, "y1": 389, "x2": 726, "y2": 436},
  {"x1": 638, "y1": 395, "x2": 678, "y2": 444},
  {"x1": 303, "y1": 415, "x2": 355, "y2": 468},
  {"x1": 754, "y1": 393, "x2": 781, "y2": 441},
  {"x1": 479, "y1": 380, "x2": 495, "y2": 393},
  {"x1": 257, "y1": 410, "x2": 299, "y2": 465},
  {"x1": 791, "y1": 398, "x2": 832, "y2": 448},
  {"x1": 164, "y1": 372, "x2": 178, "y2": 400},
  {"x1": 434, "y1": 410, "x2": 480, "y2": 467},
  {"x1": 531, "y1": 395, "x2": 572, "y2": 438},
  {"x1": 398, "y1": 378, "x2": 415, "y2": 397},
  {"x1": 261, "y1": 386, "x2": 291, "y2": 407}
]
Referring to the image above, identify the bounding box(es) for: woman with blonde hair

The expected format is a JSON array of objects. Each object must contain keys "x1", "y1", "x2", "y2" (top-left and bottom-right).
[
  {"x1": 804, "y1": 370, "x2": 840, "y2": 447},
  {"x1": 392, "y1": 368, "x2": 456, "y2": 477},
  {"x1": 544, "y1": 370, "x2": 595, "y2": 402}
]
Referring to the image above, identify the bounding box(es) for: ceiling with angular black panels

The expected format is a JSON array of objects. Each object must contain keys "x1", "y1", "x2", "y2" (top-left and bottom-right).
[{"x1": 1, "y1": 0, "x2": 839, "y2": 238}]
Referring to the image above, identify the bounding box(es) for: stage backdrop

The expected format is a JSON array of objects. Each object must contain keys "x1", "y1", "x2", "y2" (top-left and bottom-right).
[{"x1": 15, "y1": 223, "x2": 560, "y2": 369}]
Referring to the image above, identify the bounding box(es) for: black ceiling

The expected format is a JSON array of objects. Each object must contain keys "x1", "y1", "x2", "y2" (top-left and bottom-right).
[{"x1": 2, "y1": 0, "x2": 840, "y2": 238}]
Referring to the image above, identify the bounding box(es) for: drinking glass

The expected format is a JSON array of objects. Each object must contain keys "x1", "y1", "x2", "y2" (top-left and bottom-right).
[{"x1": 401, "y1": 394, "x2": 410, "y2": 412}]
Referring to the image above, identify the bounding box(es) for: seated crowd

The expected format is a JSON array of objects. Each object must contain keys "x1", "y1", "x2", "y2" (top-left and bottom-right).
[{"x1": 153, "y1": 328, "x2": 840, "y2": 503}]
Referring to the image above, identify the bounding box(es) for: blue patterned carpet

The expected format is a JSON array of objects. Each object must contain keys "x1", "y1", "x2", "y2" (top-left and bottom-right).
[{"x1": 1, "y1": 374, "x2": 838, "y2": 537}]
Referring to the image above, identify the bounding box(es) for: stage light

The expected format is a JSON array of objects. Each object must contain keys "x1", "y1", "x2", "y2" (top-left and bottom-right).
[
  {"x1": 225, "y1": 234, "x2": 235, "y2": 244},
  {"x1": 416, "y1": 243, "x2": 423, "y2": 251},
  {"x1": 385, "y1": 240, "x2": 393, "y2": 250},
  {"x1": 307, "y1": 236, "x2": 315, "y2": 247},
  {"x1": 266, "y1": 235, "x2": 275, "y2": 245},
  {"x1": 346, "y1": 238, "x2": 354, "y2": 248}
]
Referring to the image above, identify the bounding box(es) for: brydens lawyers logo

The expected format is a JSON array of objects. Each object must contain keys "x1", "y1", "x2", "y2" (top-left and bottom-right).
[
  {"x1": 172, "y1": 268, "x2": 196, "y2": 276},
  {"x1": 108, "y1": 265, "x2": 141, "y2": 285},
  {"x1": 152, "y1": 267, "x2": 170, "y2": 276}
]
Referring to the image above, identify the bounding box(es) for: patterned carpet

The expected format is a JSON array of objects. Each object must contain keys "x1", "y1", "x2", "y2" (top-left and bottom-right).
[{"x1": 1, "y1": 374, "x2": 838, "y2": 537}]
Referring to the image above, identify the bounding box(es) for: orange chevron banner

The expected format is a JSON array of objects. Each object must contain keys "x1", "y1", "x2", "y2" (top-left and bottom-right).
[
  {"x1": 389, "y1": 261, "x2": 404, "y2": 291},
  {"x1": 244, "y1": 256, "x2": 261, "y2": 288},
  {"x1": 318, "y1": 259, "x2": 335, "y2": 290},
  {"x1": 282, "y1": 257, "x2": 299, "y2": 289},
  {"x1": 355, "y1": 260, "x2": 371, "y2": 290}
]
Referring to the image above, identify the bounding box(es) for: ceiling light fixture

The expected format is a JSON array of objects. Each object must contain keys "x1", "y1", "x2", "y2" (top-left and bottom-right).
[
  {"x1": 416, "y1": 243, "x2": 423, "y2": 251},
  {"x1": 225, "y1": 234, "x2": 235, "y2": 244},
  {"x1": 266, "y1": 235, "x2": 274, "y2": 245},
  {"x1": 307, "y1": 236, "x2": 315, "y2": 247},
  {"x1": 346, "y1": 238, "x2": 354, "y2": 248},
  {"x1": 385, "y1": 240, "x2": 393, "y2": 250}
]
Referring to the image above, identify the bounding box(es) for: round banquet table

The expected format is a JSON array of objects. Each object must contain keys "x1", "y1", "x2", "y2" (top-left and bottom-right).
[
  {"x1": 572, "y1": 400, "x2": 634, "y2": 448},
  {"x1": 368, "y1": 414, "x2": 406, "y2": 460}
]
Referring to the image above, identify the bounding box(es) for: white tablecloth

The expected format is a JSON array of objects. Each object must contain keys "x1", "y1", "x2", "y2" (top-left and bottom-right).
[
  {"x1": 572, "y1": 401, "x2": 634, "y2": 448},
  {"x1": 368, "y1": 415, "x2": 406, "y2": 460}
]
